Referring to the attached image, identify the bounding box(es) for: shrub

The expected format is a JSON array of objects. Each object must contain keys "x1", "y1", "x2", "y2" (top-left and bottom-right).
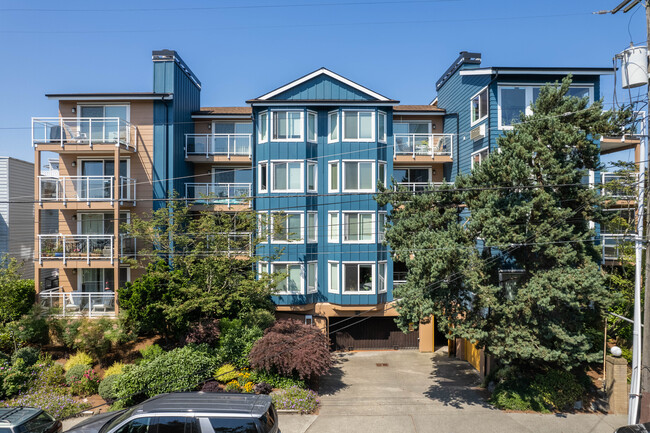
[
  {"x1": 249, "y1": 370, "x2": 306, "y2": 389},
  {"x1": 200, "y1": 380, "x2": 222, "y2": 393},
  {"x1": 11, "y1": 346, "x2": 39, "y2": 367},
  {"x1": 214, "y1": 364, "x2": 239, "y2": 383},
  {"x1": 271, "y1": 386, "x2": 319, "y2": 413},
  {"x1": 64, "y1": 352, "x2": 93, "y2": 371},
  {"x1": 65, "y1": 364, "x2": 90, "y2": 385},
  {"x1": 183, "y1": 318, "x2": 220, "y2": 346},
  {"x1": 0, "y1": 257, "x2": 35, "y2": 324},
  {"x1": 236, "y1": 370, "x2": 252, "y2": 387},
  {"x1": 1, "y1": 358, "x2": 33, "y2": 398},
  {"x1": 104, "y1": 362, "x2": 126, "y2": 378},
  {"x1": 48, "y1": 319, "x2": 81, "y2": 349},
  {"x1": 0, "y1": 387, "x2": 90, "y2": 419},
  {"x1": 98, "y1": 374, "x2": 120, "y2": 404},
  {"x1": 241, "y1": 382, "x2": 255, "y2": 393},
  {"x1": 5, "y1": 310, "x2": 49, "y2": 346},
  {"x1": 532, "y1": 369, "x2": 586, "y2": 410},
  {"x1": 218, "y1": 320, "x2": 263, "y2": 368},
  {"x1": 249, "y1": 319, "x2": 331, "y2": 379},
  {"x1": 254, "y1": 382, "x2": 272, "y2": 395},
  {"x1": 70, "y1": 369, "x2": 101, "y2": 397},
  {"x1": 33, "y1": 362, "x2": 65, "y2": 388},
  {"x1": 114, "y1": 345, "x2": 218, "y2": 405},
  {"x1": 137, "y1": 344, "x2": 164, "y2": 365},
  {"x1": 490, "y1": 378, "x2": 549, "y2": 412},
  {"x1": 224, "y1": 380, "x2": 240, "y2": 392}
]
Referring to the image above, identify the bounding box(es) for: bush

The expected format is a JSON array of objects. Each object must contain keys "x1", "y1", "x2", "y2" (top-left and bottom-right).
[
  {"x1": 65, "y1": 364, "x2": 90, "y2": 385},
  {"x1": 48, "y1": 319, "x2": 82, "y2": 349},
  {"x1": 224, "y1": 380, "x2": 240, "y2": 392},
  {"x1": 0, "y1": 387, "x2": 90, "y2": 419},
  {"x1": 64, "y1": 352, "x2": 93, "y2": 371},
  {"x1": 5, "y1": 309, "x2": 49, "y2": 346},
  {"x1": 137, "y1": 344, "x2": 164, "y2": 365},
  {"x1": 104, "y1": 362, "x2": 126, "y2": 378},
  {"x1": 200, "y1": 380, "x2": 222, "y2": 393},
  {"x1": 0, "y1": 256, "x2": 35, "y2": 324},
  {"x1": 249, "y1": 319, "x2": 331, "y2": 379},
  {"x1": 1, "y1": 358, "x2": 33, "y2": 398},
  {"x1": 214, "y1": 364, "x2": 239, "y2": 383},
  {"x1": 70, "y1": 369, "x2": 101, "y2": 397},
  {"x1": 218, "y1": 319, "x2": 263, "y2": 368},
  {"x1": 183, "y1": 318, "x2": 220, "y2": 346},
  {"x1": 49, "y1": 319, "x2": 131, "y2": 360},
  {"x1": 11, "y1": 346, "x2": 40, "y2": 367},
  {"x1": 33, "y1": 363, "x2": 65, "y2": 388},
  {"x1": 98, "y1": 374, "x2": 120, "y2": 404},
  {"x1": 254, "y1": 382, "x2": 272, "y2": 395},
  {"x1": 532, "y1": 370, "x2": 586, "y2": 410},
  {"x1": 271, "y1": 386, "x2": 319, "y2": 413},
  {"x1": 249, "y1": 370, "x2": 306, "y2": 389},
  {"x1": 114, "y1": 345, "x2": 217, "y2": 405}
]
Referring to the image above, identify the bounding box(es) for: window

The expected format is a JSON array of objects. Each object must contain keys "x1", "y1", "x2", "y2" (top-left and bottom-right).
[
  {"x1": 271, "y1": 212, "x2": 303, "y2": 243},
  {"x1": 305, "y1": 315, "x2": 314, "y2": 325},
  {"x1": 343, "y1": 263, "x2": 374, "y2": 293},
  {"x1": 328, "y1": 111, "x2": 339, "y2": 142},
  {"x1": 114, "y1": 417, "x2": 154, "y2": 433},
  {"x1": 394, "y1": 121, "x2": 430, "y2": 135},
  {"x1": 328, "y1": 211, "x2": 339, "y2": 243},
  {"x1": 271, "y1": 263, "x2": 303, "y2": 294},
  {"x1": 307, "y1": 262, "x2": 318, "y2": 293},
  {"x1": 471, "y1": 147, "x2": 489, "y2": 169},
  {"x1": 377, "y1": 111, "x2": 387, "y2": 142},
  {"x1": 498, "y1": 85, "x2": 593, "y2": 129},
  {"x1": 343, "y1": 161, "x2": 374, "y2": 192},
  {"x1": 328, "y1": 161, "x2": 339, "y2": 192},
  {"x1": 156, "y1": 417, "x2": 187, "y2": 433},
  {"x1": 343, "y1": 212, "x2": 374, "y2": 243},
  {"x1": 378, "y1": 262, "x2": 387, "y2": 293},
  {"x1": 258, "y1": 111, "x2": 268, "y2": 142},
  {"x1": 209, "y1": 417, "x2": 258, "y2": 433},
  {"x1": 307, "y1": 111, "x2": 317, "y2": 143},
  {"x1": 342, "y1": 111, "x2": 374, "y2": 141},
  {"x1": 471, "y1": 87, "x2": 488, "y2": 125},
  {"x1": 258, "y1": 213, "x2": 269, "y2": 243},
  {"x1": 307, "y1": 161, "x2": 317, "y2": 192},
  {"x1": 307, "y1": 212, "x2": 318, "y2": 243},
  {"x1": 258, "y1": 161, "x2": 268, "y2": 193},
  {"x1": 378, "y1": 212, "x2": 387, "y2": 243},
  {"x1": 271, "y1": 161, "x2": 303, "y2": 192},
  {"x1": 258, "y1": 261, "x2": 268, "y2": 276},
  {"x1": 328, "y1": 261, "x2": 339, "y2": 293},
  {"x1": 22, "y1": 412, "x2": 55, "y2": 433},
  {"x1": 378, "y1": 162, "x2": 386, "y2": 187},
  {"x1": 499, "y1": 270, "x2": 524, "y2": 301},
  {"x1": 272, "y1": 110, "x2": 303, "y2": 141}
]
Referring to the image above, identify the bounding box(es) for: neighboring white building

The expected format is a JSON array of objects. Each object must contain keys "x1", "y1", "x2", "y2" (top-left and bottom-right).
[{"x1": 0, "y1": 156, "x2": 34, "y2": 278}]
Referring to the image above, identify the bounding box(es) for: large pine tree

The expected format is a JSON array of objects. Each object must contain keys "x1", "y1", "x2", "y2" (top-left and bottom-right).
[{"x1": 378, "y1": 77, "x2": 632, "y2": 369}]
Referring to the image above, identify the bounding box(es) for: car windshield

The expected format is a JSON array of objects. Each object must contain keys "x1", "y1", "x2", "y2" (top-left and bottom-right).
[{"x1": 99, "y1": 409, "x2": 133, "y2": 433}]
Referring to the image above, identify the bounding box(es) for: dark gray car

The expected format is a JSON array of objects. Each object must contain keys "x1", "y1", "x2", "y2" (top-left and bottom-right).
[
  {"x1": 65, "y1": 393, "x2": 278, "y2": 433},
  {"x1": 0, "y1": 407, "x2": 62, "y2": 433}
]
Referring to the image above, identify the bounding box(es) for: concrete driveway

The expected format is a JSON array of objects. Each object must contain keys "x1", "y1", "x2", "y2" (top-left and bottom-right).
[{"x1": 280, "y1": 349, "x2": 628, "y2": 433}]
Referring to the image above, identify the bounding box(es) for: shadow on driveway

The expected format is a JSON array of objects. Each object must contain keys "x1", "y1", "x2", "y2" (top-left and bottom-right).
[{"x1": 318, "y1": 353, "x2": 348, "y2": 396}]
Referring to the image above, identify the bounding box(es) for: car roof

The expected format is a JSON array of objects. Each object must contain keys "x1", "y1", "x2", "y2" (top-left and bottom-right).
[
  {"x1": 0, "y1": 408, "x2": 42, "y2": 426},
  {"x1": 133, "y1": 393, "x2": 271, "y2": 418}
]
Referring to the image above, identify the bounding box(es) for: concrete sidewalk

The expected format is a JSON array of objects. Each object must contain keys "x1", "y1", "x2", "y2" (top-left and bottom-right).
[{"x1": 278, "y1": 351, "x2": 626, "y2": 433}]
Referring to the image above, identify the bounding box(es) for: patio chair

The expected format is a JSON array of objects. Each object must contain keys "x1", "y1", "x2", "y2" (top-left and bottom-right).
[{"x1": 64, "y1": 293, "x2": 80, "y2": 313}]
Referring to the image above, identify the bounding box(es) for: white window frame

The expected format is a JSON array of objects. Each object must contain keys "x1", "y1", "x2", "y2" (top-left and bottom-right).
[
  {"x1": 258, "y1": 161, "x2": 268, "y2": 193},
  {"x1": 328, "y1": 111, "x2": 339, "y2": 143},
  {"x1": 378, "y1": 211, "x2": 387, "y2": 243},
  {"x1": 271, "y1": 262, "x2": 304, "y2": 295},
  {"x1": 271, "y1": 110, "x2": 304, "y2": 142},
  {"x1": 497, "y1": 84, "x2": 594, "y2": 130},
  {"x1": 328, "y1": 211, "x2": 340, "y2": 243},
  {"x1": 307, "y1": 211, "x2": 318, "y2": 243},
  {"x1": 342, "y1": 211, "x2": 375, "y2": 244},
  {"x1": 77, "y1": 103, "x2": 130, "y2": 123},
  {"x1": 271, "y1": 211, "x2": 304, "y2": 244},
  {"x1": 258, "y1": 261, "x2": 269, "y2": 276},
  {"x1": 377, "y1": 161, "x2": 387, "y2": 187},
  {"x1": 342, "y1": 110, "x2": 375, "y2": 142},
  {"x1": 377, "y1": 111, "x2": 387, "y2": 143},
  {"x1": 257, "y1": 212, "x2": 269, "y2": 244},
  {"x1": 258, "y1": 110, "x2": 268, "y2": 143},
  {"x1": 470, "y1": 146, "x2": 489, "y2": 170},
  {"x1": 342, "y1": 160, "x2": 375, "y2": 193},
  {"x1": 378, "y1": 261, "x2": 387, "y2": 294},
  {"x1": 270, "y1": 160, "x2": 304, "y2": 193},
  {"x1": 328, "y1": 161, "x2": 339, "y2": 193},
  {"x1": 470, "y1": 86, "x2": 489, "y2": 126},
  {"x1": 328, "y1": 261, "x2": 339, "y2": 294},
  {"x1": 307, "y1": 262, "x2": 318, "y2": 294},
  {"x1": 307, "y1": 111, "x2": 318, "y2": 143},
  {"x1": 342, "y1": 261, "x2": 375, "y2": 294},
  {"x1": 307, "y1": 161, "x2": 318, "y2": 193}
]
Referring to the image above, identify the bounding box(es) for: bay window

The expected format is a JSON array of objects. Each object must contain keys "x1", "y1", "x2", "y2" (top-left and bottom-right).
[
  {"x1": 343, "y1": 161, "x2": 374, "y2": 192},
  {"x1": 271, "y1": 161, "x2": 303, "y2": 192},
  {"x1": 328, "y1": 261, "x2": 339, "y2": 294},
  {"x1": 307, "y1": 111, "x2": 317, "y2": 143},
  {"x1": 307, "y1": 262, "x2": 318, "y2": 294},
  {"x1": 307, "y1": 161, "x2": 317, "y2": 192},
  {"x1": 307, "y1": 212, "x2": 318, "y2": 243},
  {"x1": 328, "y1": 111, "x2": 339, "y2": 142},
  {"x1": 343, "y1": 212, "x2": 374, "y2": 243},
  {"x1": 378, "y1": 262, "x2": 387, "y2": 293},
  {"x1": 377, "y1": 111, "x2": 387, "y2": 143},
  {"x1": 258, "y1": 161, "x2": 268, "y2": 193},
  {"x1": 471, "y1": 147, "x2": 489, "y2": 169},
  {"x1": 343, "y1": 263, "x2": 374, "y2": 294},
  {"x1": 258, "y1": 111, "x2": 268, "y2": 142},
  {"x1": 272, "y1": 111, "x2": 303, "y2": 141},
  {"x1": 328, "y1": 161, "x2": 339, "y2": 192},
  {"x1": 328, "y1": 211, "x2": 339, "y2": 243},
  {"x1": 271, "y1": 263, "x2": 302, "y2": 294},
  {"x1": 378, "y1": 212, "x2": 387, "y2": 243},
  {"x1": 342, "y1": 111, "x2": 374, "y2": 141},
  {"x1": 471, "y1": 87, "x2": 488, "y2": 125},
  {"x1": 271, "y1": 212, "x2": 303, "y2": 243}
]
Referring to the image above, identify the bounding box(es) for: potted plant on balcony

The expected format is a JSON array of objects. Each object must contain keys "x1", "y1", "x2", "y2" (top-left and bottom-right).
[
  {"x1": 91, "y1": 247, "x2": 103, "y2": 257},
  {"x1": 54, "y1": 245, "x2": 64, "y2": 257}
]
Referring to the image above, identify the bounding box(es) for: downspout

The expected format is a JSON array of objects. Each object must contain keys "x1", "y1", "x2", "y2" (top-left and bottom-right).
[{"x1": 486, "y1": 71, "x2": 499, "y2": 154}]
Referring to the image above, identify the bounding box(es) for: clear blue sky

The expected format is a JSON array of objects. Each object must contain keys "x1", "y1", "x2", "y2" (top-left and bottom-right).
[{"x1": 0, "y1": 0, "x2": 645, "y2": 165}]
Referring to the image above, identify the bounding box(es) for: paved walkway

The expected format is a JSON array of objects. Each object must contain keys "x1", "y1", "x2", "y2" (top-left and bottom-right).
[{"x1": 279, "y1": 350, "x2": 628, "y2": 433}]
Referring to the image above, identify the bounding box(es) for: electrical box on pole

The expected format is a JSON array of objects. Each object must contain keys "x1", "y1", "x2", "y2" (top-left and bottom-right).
[{"x1": 621, "y1": 46, "x2": 649, "y2": 89}]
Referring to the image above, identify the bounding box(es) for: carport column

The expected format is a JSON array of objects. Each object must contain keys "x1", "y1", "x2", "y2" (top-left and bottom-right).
[{"x1": 606, "y1": 355, "x2": 630, "y2": 415}]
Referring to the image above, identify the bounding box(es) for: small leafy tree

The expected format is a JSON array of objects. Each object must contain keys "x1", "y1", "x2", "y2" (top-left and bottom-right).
[
  {"x1": 249, "y1": 319, "x2": 331, "y2": 379},
  {"x1": 0, "y1": 256, "x2": 35, "y2": 324}
]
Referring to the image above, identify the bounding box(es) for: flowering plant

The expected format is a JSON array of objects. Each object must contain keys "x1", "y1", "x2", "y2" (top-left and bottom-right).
[
  {"x1": 70, "y1": 368, "x2": 101, "y2": 396},
  {"x1": 271, "y1": 386, "x2": 319, "y2": 414}
]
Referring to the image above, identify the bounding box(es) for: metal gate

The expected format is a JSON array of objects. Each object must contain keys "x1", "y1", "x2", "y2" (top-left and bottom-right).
[{"x1": 330, "y1": 317, "x2": 418, "y2": 351}]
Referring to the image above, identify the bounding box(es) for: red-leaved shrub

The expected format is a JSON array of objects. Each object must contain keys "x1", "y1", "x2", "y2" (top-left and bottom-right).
[
  {"x1": 182, "y1": 318, "x2": 220, "y2": 346},
  {"x1": 248, "y1": 319, "x2": 331, "y2": 379}
]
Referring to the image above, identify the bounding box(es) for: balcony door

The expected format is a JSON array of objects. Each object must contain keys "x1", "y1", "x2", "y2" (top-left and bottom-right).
[
  {"x1": 79, "y1": 105, "x2": 129, "y2": 142},
  {"x1": 80, "y1": 159, "x2": 128, "y2": 199},
  {"x1": 394, "y1": 121, "x2": 431, "y2": 153},
  {"x1": 211, "y1": 167, "x2": 252, "y2": 203},
  {"x1": 78, "y1": 212, "x2": 129, "y2": 235},
  {"x1": 80, "y1": 267, "x2": 129, "y2": 293},
  {"x1": 212, "y1": 122, "x2": 252, "y2": 154}
]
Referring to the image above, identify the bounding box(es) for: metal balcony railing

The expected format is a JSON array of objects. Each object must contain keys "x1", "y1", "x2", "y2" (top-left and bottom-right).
[
  {"x1": 601, "y1": 172, "x2": 639, "y2": 199},
  {"x1": 185, "y1": 182, "x2": 251, "y2": 207},
  {"x1": 209, "y1": 232, "x2": 253, "y2": 256},
  {"x1": 39, "y1": 176, "x2": 136, "y2": 205},
  {"x1": 32, "y1": 117, "x2": 137, "y2": 150},
  {"x1": 38, "y1": 234, "x2": 114, "y2": 264},
  {"x1": 395, "y1": 182, "x2": 445, "y2": 192},
  {"x1": 185, "y1": 134, "x2": 252, "y2": 158},
  {"x1": 38, "y1": 287, "x2": 116, "y2": 318},
  {"x1": 394, "y1": 133, "x2": 454, "y2": 158},
  {"x1": 601, "y1": 234, "x2": 634, "y2": 262}
]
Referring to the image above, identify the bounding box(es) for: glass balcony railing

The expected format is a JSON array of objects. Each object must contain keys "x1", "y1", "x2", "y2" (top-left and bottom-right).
[
  {"x1": 185, "y1": 134, "x2": 252, "y2": 158},
  {"x1": 395, "y1": 182, "x2": 445, "y2": 192},
  {"x1": 394, "y1": 133, "x2": 454, "y2": 158},
  {"x1": 39, "y1": 176, "x2": 136, "y2": 204},
  {"x1": 38, "y1": 287, "x2": 116, "y2": 318},
  {"x1": 185, "y1": 182, "x2": 251, "y2": 207},
  {"x1": 32, "y1": 117, "x2": 137, "y2": 150},
  {"x1": 38, "y1": 234, "x2": 114, "y2": 264},
  {"x1": 601, "y1": 172, "x2": 639, "y2": 199}
]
